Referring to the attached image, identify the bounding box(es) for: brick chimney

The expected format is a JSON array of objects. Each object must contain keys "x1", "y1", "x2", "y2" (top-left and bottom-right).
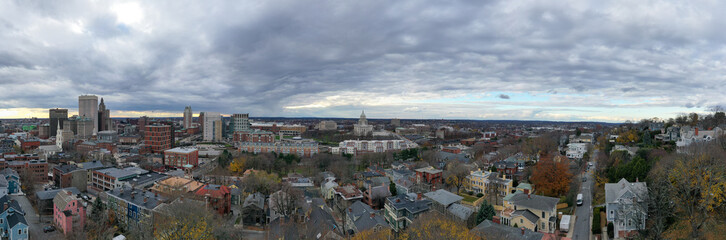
[
  {"x1": 695, "y1": 127, "x2": 699, "y2": 136},
  {"x1": 521, "y1": 227, "x2": 525, "y2": 235},
  {"x1": 417, "y1": 193, "x2": 422, "y2": 200},
  {"x1": 370, "y1": 213, "x2": 375, "y2": 218},
  {"x1": 3, "y1": 203, "x2": 7, "y2": 211},
  {"x1": 527, "y1": 193, "x2": 531, "y2": 199}
]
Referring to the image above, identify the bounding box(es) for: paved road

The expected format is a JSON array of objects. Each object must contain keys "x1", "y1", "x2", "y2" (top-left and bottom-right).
[
  {"x1": 10, "y1": 195, "x2": 63, "y2": 240},
  {"x1": 573, "y1": 149, "x2": 596, "y2": 240}
]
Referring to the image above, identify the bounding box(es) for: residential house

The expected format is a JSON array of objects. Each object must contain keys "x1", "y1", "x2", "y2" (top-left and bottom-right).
[
  {"x1": 345, "y1": 201, "x2": 390, "y2": 235},
  {"x1": 52, "y1": 164, "x2": 80, "y2": 189},
  {"x1": 448, "y1": 203, "x2": 477, "y2": 228},
  {"x1": 194, "y1": 184, "x2": 231, "y2": 215},
  {"x1": 0, "y1": 195, "x2": 28, "y2": 240},
  {"x1": 306, "y1": 206, "x2": 343, "y2": 240},
  {"x1": 383, "y1": 194, "x2": 432, "y2": 232},
  {"x1": 676, "y1": 127, "x2": 723, "y2": 147},
  {"x1": 500, "y1": 192, "x2": 559, "y2": 233},
  {"x1": 423, "y1": 189, "x2": 463, "y2": 214},
  {"x1": 464, "y1": 169, "x2": 491, "y2": 194},
  {"x1": 0, "y1": 169, "x2": 20, "y2": 194},
  {"x1": 35, "y1": 187, "x2": 81, "y2": 215},
  {"x1": 105, "y1": 187, "x2": 166, "y2": 234},
  {"x1": 320, "y1": 177, "x2": 339, "y2": 200},
  {"x1": 605, "y1": 178, "x2": 648, "y2": 239},
  {"x1": 149, "y1": 176, "x2": 204, "y2": 197},
  {"x1": 415, "y1": 166, "x2": 442, "y2": 185},
  {"x1": 566, "y1": 143, "x2": 587, "y2": 159},
  {"x1": 241, "y1": 192, "x2": 266, "y2": 227},
  {"x1": 333, "y1": 185, "x2": 364, "y2": 210},
  {"x1": 471, "y1": 220, "x2": 545, "y2": 240},
  {"x1": 362, "y1": 184, "x2": 391, "y2": 209},
  {"x1": 0, "y1": 178, "x2": 8, "y2": 198},
  {"x1": 53, "y1": 190, "x2": 86, "y2": 235}
]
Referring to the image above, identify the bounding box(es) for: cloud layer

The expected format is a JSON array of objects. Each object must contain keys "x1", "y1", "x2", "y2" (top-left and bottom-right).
[{"x1": 2, "y1": 0, "x2": 726, "y2": 122}]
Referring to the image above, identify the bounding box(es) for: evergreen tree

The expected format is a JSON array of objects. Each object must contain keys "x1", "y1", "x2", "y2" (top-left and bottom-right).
[
  {"x1": 90, "y1": 197, "x2": 106, "y2": 222},
  {"x1": 389, "y1": 181, "x2": 397, "y2": 196},
  {"x1": 476, "y1": 200, "x2": 496, "y2": 224}
]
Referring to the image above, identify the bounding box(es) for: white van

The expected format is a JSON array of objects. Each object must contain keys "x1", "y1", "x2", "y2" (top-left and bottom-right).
[{"x1": 576, "y1": 193, "x2": 583, "y2": 206}]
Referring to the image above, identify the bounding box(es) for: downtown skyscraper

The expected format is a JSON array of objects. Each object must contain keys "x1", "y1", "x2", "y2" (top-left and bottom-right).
[
  {"x1": 49, "y1": 108, "x2": 68, "y2": 137},
  {"x1": 78, "y1": 95, "x2": 98, "y2": 134},
  {"x1": 183, "y1": 106, "x2": 193, "y2": 129}
]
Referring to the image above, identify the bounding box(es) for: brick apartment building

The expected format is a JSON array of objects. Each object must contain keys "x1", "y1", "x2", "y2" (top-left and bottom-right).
[
  {"x1": 145, "y1": 124, "x2": 172, "y2": 154},
  {"x1": 5, "y1": 159, "x2": 49, "y2": 183},
  {"x1": 163, "y1": 147, "x2": 199, "y2": 168},
  {"x1": 233, "y1": 130, "x2": 274, "y2": 143}
]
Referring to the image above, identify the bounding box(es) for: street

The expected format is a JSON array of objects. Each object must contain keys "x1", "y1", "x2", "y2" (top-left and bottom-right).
[
  {"x1": 573, "y1": 149, "x2": 596, "y2": 240},
  {"x1": 10, "y1": 195, "x2": 63, "y2": 240}
]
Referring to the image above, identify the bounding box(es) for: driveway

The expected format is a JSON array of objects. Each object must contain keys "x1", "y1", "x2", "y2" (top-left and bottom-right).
[
  {"x1": 10, "y1": 195, "x2": 63, "y2": 240},
  {"x1": 573, "y1": 149, "x2": 596, "y2": 240}
]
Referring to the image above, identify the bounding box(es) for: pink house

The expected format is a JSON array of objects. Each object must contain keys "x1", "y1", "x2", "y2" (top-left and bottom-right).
[{"x1": 53, "y1": 190, "x2": 86, "y2": 235}]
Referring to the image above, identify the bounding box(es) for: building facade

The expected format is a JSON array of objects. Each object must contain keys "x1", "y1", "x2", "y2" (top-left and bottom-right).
[
  {"x1": 97, "y1": 98, "x2": 112, "y2": 132},
  {"x1": 163, "y1": 147, "x2": 199, "y2": 168},
  {"x1": 203, "y1": 112, "x2": 222, "y2": 142},
  {"x1": 144, "y1": 124, "x2": 172, "y2": 154},
  {"x1": 238, "y1": 138, "x2": 319, "y2": 157},
  {"x1": 49, "y1": 108, "x2": 68, "y2": 138},
  {"x1": 78, "y1": 95, "x2": 98, "y2": 135},
  {"x1": 53, "y1": 190, "x2": 86, "y2": 235},
  {"x1": 353, "y1": 111, "x2": 373, "y2": 136},
  {"x1": 183, "y1": 106, "x2": 193, "y2": 129},
  {"x1": 231, "y1": 113, "x2": 250, "y2": 132}
]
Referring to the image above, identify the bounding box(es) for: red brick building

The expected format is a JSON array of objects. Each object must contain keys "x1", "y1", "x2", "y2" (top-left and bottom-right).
[
  {"x1": 7, "y1": 159, "x2": 48, "y2": 183},
  {"x1": 195, "y1": 184, "x2": 231, "y2": 215},
  {"x1": 233, "y1": 130, "x2": 274, "y2": 143},
  {"x1": 441, "y1": 146, "x2": 462, "y2": 154},
  {"x1": 163, "y1": 147, "x2": 199, "y2": 168},
  {"x1": 20, "y1": 139, "x2": 40, "y2": 152},
  {"x1": 415, "y1": 166, "x2": 443, "y2": 185},
  {"x1": 145, "y1": 124, "x2": 172, "y2": 153}
]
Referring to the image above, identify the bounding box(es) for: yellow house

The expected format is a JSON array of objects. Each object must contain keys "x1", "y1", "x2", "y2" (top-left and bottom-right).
[
  {"x1": 464, "y1": 169, "x2": 490, "y2": 194},
  {"x1": 500, "y1": 192, "x2": 559, "y2": 233}
]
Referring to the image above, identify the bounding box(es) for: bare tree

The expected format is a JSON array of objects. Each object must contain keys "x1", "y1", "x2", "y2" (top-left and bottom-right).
[
  {"x1": 270, "y1": 183, "x2": 303, "y2": 219},
  {"x1": 154, "y1": 199, "x2": 222, "y2": 240}
]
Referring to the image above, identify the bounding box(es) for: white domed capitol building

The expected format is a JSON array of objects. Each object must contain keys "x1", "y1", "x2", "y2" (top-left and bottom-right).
[{"x1": 353, "y1": 111, "x2": 373, "y2": 136}]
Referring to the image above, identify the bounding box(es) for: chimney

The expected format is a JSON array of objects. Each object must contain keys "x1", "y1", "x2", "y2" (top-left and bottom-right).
[
  {"x1": 396, "y1": 198, "x2": 400, "y2": 203},
  {"x1": 3, "y1": 203, "x2": 7, "y2": 211},
  {"x1": 521, "y1": 227, "x2": 525, "y2": 235},
  {"x1": 417, "y1": 193, "x2": 422, "y2": 200},
  {"x1": 144, "y1": 197, "x2": 148, "y2": 204},
  {"x1": 131, "y1": 192, "x2": 135, "y2": 199},
  {"x1": 155, "y1": 192, "x2": 158, "y2": 198},
  {"x1": 67, "y1": 191, "x2": 72, "y2": 195},
  {"x1": 695, "y1": 127, "x2": 699, "y2": 136},
  {"x1": 527, "y1": 193, "x2": 531, "y2": 199},
  {"x1": 349, "y1": 208, "x2": 352, "y2": 213},
  {"x1": 370, "y1": 213, "x2": 375, "y2": 218}
]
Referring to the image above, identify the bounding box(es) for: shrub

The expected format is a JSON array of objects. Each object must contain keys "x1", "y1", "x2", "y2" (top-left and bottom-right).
[
  {"x1": 468, "y1": 191, "x2": 474, "y2": 196},
  {"x1": 476, "y1": 193, "x2": 484, "y2": 198},
  {"x1": 607, "y1": 222, "x2": 614, "y2": 238},
  {"x1": 592, "y1": 210, "x2": 602, "y2": 234}
]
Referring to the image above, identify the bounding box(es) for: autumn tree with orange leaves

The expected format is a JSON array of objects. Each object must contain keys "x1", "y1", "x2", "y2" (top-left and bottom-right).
[{"x1": 529, "y1": 157, "x2": 572, "y2": 197}]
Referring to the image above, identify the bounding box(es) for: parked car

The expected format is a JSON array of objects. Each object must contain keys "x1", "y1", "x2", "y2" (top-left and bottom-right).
[{"x1": 43, "y1": 226, "x2": 55, "y2": 233}]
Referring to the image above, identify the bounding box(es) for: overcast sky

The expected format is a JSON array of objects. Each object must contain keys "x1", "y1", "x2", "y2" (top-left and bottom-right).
[{"x1": 1, "y1": 0, "x2": 725, "y2": 122}]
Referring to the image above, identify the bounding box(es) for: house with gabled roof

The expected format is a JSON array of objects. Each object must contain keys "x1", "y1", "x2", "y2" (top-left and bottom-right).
[
  {"x1": 605, "y1": 178, "x2": 648, "y2": 239},
  {"x1": 53, "y1": 189, "x2": 86, "y2": 235},
  {"x1": 501, "y1": 192, "x2": 559, "y2": 233},
  {"x1": 0, "y1": 169, "x2": 20, "y2": 194},
  {"x1": 345, "y1": 200, "x2": 390, "y2": 235},
  {"x1": 383, "y1": 194, "x2": 432, "y2": 232},
  {"x1": 0, "y1": 195, "x2": 28, "y2": 240}
]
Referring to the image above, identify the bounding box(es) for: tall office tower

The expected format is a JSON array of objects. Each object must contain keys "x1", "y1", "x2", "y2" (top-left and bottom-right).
[
  {"x1": 183, "y1": 106, "x2": 193, "y2": 129},
  {"x1": 203, "y1": 112, "x2": 221, "y2": 141},
  {"x1": 231, "y1": 113, "x2": 250, "y2": 132},
  {"x1": 49, "y1": 108, "x2": 68, "y2": 136},
  {"x1": 138, "y1": 116, "x2": 149, "y2": 136},
  {"x1": 198, "y1": 112, "x2": 205, "y2": 131},
  {"x1": 98, "y1": 98, "x2": 112, "y2": 131},
  {"x1": 78, "y1": 95, "x2": 99, "y2": 134}
]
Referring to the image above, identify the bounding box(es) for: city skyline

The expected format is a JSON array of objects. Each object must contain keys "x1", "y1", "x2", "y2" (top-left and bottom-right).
[{"x1": 3, "y1": 1, "x2": 726, "y2": 122}]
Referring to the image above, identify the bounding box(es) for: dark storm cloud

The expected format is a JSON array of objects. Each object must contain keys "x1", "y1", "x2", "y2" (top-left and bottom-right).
[{"x1": 2, "y1": 0, "x2": 726, "y2": 119}]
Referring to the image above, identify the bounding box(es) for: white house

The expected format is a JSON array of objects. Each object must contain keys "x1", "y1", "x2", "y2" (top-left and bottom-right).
[
  {"x1": 566, "y1": 143, "x2": 588, "y2": 159},
  {"x1": 676, "y1": 127, "x2": 723, "y2": 147}
]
